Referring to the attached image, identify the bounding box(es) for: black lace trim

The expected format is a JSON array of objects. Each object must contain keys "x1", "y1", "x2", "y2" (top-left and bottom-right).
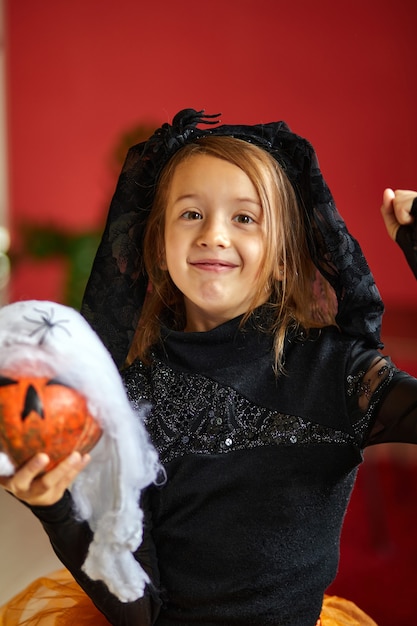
[
  {"x1": 346, "y1": 360, "x2": 397, "y2": 437},
  {"x1": 82, "y1": 109, "x2": 384, "y2": 367}
]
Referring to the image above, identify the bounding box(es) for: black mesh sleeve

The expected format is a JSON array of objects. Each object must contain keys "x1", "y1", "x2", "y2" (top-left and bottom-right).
[
  {"x1": 29, "y1": 490, "x2": 161, "y2": 626},
  {"x1": 345, "y1": 341, "x2": 417, "y2": 448},
  {"x1": 395, "y1": 197, "x2": 417, "y2": 279},
  {"x1": 366, "y1": 370, "x2": 417, "y2": 446},
  {"x1": 366, "y1": 198, "x2": 417, "y2": 442}
]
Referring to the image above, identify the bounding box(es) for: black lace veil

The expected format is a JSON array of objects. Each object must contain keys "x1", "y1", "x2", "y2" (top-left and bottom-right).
[{"x1": 81, "y1": 109, "x2": 384, "y2": 367}]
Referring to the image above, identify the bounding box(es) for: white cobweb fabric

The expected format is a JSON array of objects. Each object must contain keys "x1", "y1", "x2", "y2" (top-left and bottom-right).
[{"x1": 0, "y1": 300, "x2": 161, "y2": 602}]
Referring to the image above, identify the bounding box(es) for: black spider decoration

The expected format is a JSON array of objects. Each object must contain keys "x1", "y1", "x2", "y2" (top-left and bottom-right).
[{"x1": 23, "y1": 307, "x2": 71, "y2": 345}]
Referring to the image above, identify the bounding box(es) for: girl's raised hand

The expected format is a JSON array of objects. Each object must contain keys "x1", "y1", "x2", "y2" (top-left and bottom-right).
[
  {"x1": 0, "y1": 451, "x2": 90, "y2": 507},
  {"x1": 381, "y1": 188, "x2": 417, "y2": 241}
]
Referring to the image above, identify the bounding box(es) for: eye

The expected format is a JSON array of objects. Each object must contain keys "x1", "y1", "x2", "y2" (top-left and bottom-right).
[
  {"x1": 0, "y1": 376, "x2": 18, "y2": 387},
  {"x1": 234, "y1": 214, "x2": 254, "y2": 224},
  {"x1": 181, "y1": 210, "x2": 202, "y2": 220}
]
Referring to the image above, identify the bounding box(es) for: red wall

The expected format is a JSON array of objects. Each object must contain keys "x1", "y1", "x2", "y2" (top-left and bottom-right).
[{"x1": 4, "y1": 0, "x2": 417, "y2": 307}]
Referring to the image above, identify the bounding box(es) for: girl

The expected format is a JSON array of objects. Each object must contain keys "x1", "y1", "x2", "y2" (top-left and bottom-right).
[{"x1": 2, "y1": 109, "x2": 417, "y2": 626}]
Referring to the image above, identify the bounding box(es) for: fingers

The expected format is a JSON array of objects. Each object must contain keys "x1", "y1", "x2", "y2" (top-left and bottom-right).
[
  {"x1": 9, "y1": 453, "x2": 50, "y2": 491},
  {"x1": 0, "y1": 453, "x2": 49, "y2": 492},
  {"x1": 381, "y1": 188, "x2": 417, "y2": 241},
  {"x1": 0, "y1": 451, "x2": 91, "y2": 507},
  {"x1": 381, "y1": 187, "x2": 395, "y2": 213},
  {"x1": 391, "y1": 189, "x2": 417, "y2": 225},
  {"x1": 380, "y1": 188, "x2": 399, "y2": 241}
]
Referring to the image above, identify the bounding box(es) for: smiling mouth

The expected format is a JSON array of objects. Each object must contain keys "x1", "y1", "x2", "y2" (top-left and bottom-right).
[{"x1": 190, "y1": 260, "x2": 237, "y2": 271}]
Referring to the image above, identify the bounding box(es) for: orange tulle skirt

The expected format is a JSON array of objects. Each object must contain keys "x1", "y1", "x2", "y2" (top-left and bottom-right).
[{"x1": 0, "y1": 569, "x2": 378, "y2": 626}]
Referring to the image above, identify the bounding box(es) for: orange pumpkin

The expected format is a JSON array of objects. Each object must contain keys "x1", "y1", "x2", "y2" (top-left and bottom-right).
[{"x1": 0, "y1": 374, "x2": 102, "y2": 472}]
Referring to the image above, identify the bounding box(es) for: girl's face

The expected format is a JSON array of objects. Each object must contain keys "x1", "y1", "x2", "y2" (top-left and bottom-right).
[{"x1": 163, "y1": 154, "x2": 268, "y2": 332}]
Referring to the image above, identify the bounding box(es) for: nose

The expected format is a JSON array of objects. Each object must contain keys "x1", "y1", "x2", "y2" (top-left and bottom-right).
[
  {"x1": 197, "y1": 215, "x2": 230, "y2": 248},
  {"x1": 21, "y1": 384, "x2": 45, "y2": 421}
]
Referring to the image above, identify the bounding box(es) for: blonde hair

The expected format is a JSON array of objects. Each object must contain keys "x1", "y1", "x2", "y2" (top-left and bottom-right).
[{"x1": 127, "y1": 136, "x2": 336, "y2": 372}]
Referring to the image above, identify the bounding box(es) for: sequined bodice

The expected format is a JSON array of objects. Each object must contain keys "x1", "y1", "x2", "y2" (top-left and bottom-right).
[{"x1": 125, "y1": 358, "x2": 355, "y2": 465}]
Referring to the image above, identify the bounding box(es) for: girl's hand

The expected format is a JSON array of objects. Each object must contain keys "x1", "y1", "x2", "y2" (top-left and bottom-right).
[
  {"x1": 0, "y1": 451, "x2": 90, "y2": 507},
  {"x1": 381, "y1": 188, "x2": 417, "y2": 241}
]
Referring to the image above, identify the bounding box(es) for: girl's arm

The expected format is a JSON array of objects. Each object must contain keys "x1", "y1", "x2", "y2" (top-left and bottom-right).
[
  {"x1": 30, "y1": 491, "x2": 161, "y2": 625},
  {"x1": 381, "y1": 188, "x2": 417, "y2": 278},
  {"x1": 0, "y1": 453, "x2": 161, "y2": 626},
  {"x1": 360, "y1": 189, "x2": 417, "y2": 444},
  {"x1": 346, "y1": 349, "x2": 417, "y2": 448},
  {"x1": 365, "y1": 367, "x2": 417, "y2": 446}
]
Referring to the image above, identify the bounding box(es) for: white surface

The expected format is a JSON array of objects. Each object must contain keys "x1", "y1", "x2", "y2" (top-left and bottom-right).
[{"x1": 0, "y1": 487, "x2": 61, "y2": 605}]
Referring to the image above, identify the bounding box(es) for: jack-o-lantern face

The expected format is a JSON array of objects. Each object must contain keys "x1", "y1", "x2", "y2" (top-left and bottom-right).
[{"x1": 0, "y1": 375, "x2": 102, "y2": 472}]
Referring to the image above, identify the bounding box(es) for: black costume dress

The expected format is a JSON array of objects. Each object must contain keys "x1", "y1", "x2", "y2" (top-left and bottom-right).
[{"x1": 27, "y1": 309, "x2": 417, "y2": 626}]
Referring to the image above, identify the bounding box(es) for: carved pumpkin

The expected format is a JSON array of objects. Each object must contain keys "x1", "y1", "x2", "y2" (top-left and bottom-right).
[{"x1": 0, "y1": 374, "x2": 102, "y2": 472}]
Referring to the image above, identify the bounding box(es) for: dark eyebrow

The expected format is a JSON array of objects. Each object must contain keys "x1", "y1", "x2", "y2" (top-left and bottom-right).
[
  {"x1": 236, "y1": 197, "x2": 261, "y2": 206},
  {"x1": 172, "y1": 193, "x2": 199, "y2": 204}
]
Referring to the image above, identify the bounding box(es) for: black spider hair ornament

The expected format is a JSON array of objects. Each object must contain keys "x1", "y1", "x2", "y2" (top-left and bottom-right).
[{"x1": 81, "y1": 108, "x2": 384, "y2": 367}]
